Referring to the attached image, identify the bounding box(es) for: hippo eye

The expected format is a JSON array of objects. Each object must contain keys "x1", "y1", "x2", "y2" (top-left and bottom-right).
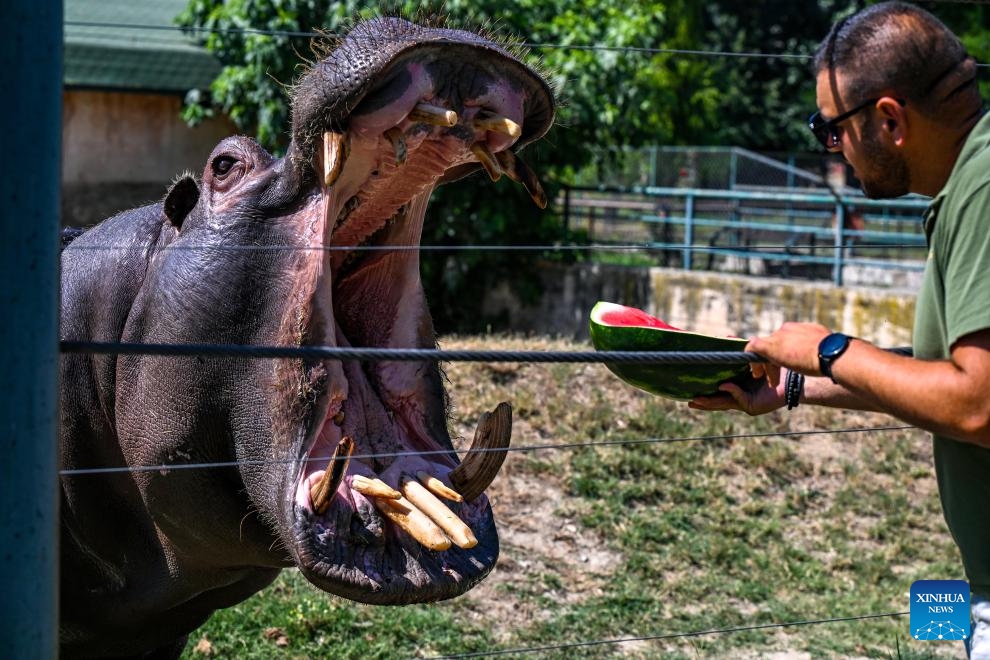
[{"x1": 212, "y1": 155, "x2": 238, "y2": 177}]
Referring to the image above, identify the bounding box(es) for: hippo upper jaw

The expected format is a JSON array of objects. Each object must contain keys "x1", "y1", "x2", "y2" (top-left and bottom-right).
[{"x1": 266, "y1": 17, "x2": 552, "y2": 604}]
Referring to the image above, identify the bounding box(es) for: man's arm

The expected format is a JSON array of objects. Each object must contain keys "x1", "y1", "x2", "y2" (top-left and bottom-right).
[{"x1": 703, "y1": 321, "x2": 990, "y2": 447}]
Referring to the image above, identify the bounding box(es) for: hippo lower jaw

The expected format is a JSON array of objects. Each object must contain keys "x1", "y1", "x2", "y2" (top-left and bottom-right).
[{"x1": 281, "y1": 35, "x2": 546, "y2": 604}]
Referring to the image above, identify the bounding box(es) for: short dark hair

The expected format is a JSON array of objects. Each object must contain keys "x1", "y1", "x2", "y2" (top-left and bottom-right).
[{"x1": 813, "y1": 1, "x2": 967, "y2": 114}]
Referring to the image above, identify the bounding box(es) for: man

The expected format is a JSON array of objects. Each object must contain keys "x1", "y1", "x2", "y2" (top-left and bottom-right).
[{"x1": 689, "y1": 2, "x2": 990, "y2": 656}]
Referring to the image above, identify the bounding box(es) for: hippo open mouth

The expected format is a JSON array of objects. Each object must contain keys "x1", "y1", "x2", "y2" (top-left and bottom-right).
[{"x1": 279, "y1": 18, "x2": 554, "y2": 604}]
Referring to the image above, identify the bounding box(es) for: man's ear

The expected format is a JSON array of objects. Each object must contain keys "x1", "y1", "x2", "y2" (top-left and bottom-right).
[
  {"x1": 163, "y1": 175, "x2": 200, "y2": 229},
  {"x1": 877, "y1": 97, "x2": 907, "y2": 145}
]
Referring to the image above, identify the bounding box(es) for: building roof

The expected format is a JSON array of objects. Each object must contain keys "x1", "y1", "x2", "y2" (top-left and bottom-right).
[{"x1": 64, "y1": 0, "x2": 221, "y2": 93}]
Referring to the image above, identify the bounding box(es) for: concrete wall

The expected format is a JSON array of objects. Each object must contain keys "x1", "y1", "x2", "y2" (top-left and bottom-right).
[
  {"x1": 485, "y1": 262, "x2": 916, "y2": 347},
  {"x1": 648, "y1": 269, "x2": 915, "y2": 346},
  {"x1": 61, "y1": 89, "x2": 236, "y2": 226}
]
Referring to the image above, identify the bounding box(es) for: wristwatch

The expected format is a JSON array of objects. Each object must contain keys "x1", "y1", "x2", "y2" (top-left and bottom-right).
[{"x1": 818, "y1": 332, "x2": 852, "y2": 383}]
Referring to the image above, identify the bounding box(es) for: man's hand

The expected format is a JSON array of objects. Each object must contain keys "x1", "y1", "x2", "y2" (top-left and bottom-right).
[
  {"x1": 689, "y1": 364, "x2": 786, "y2": 416},
  {"x1": 746, "y1": 322, "x2": 832, "y2": 378},
  {"x1": 688, "y1": 321, "x2": 832, "y2": 416}
]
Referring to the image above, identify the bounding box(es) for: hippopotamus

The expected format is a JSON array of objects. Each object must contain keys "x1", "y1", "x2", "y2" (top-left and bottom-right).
[{"x1": 58, "y1": 17, "x2": 554, "y2": 658}]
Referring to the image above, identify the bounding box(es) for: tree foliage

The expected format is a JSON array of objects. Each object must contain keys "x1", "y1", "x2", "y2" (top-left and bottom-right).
[{"x1": 175, "y1": 1, "x2": 989, "y2": 332}]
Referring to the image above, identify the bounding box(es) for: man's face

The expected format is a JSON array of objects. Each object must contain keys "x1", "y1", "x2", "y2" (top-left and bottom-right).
[{"x1": 815, "y1": 69, "x2": 909, "y2": 199}]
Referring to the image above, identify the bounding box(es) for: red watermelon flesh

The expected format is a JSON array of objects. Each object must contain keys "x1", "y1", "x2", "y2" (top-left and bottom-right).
[{"x1": 595, "y1": 305, "x2": 680, "y2": 331}]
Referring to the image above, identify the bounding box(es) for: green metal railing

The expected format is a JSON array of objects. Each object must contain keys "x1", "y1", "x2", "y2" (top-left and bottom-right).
[{"x1": 560, "y1": 185, "x2": 930, "y2": 286}]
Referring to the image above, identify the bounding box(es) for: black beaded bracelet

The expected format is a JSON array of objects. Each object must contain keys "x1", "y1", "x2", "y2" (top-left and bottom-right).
[{"x1": 785, "y1": 370, "x2": 805, "y2": 410}]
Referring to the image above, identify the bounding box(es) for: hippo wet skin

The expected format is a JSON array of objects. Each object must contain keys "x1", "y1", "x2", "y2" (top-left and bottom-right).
[{"x1": 58, "y1": 17, "x2": 554, "y2": 658}]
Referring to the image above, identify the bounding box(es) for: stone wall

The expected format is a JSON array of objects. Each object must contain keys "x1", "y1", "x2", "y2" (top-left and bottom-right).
[{"x1": 484, "y1": 262, "x2": 916, "y2": 347}]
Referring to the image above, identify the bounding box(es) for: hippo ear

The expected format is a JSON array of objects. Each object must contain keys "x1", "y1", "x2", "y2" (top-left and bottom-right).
[{"x1": 163, "y1": 175, "x2": 200, "y2": 229}]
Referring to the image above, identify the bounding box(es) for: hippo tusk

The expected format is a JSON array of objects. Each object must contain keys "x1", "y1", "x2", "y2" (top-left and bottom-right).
[
  {"x1": 474, "y1": 112, "x2": 522, "y2": 139},
  {"x1": 351, "y1": 474, "x2": 401, "y2": 500},
  {"x1": 495, "y1": 150, "x2": 547, "y2": 209},
  {"x1": 322, "y1": 130, "x2": 347, "y2": 187},
  {"x1": 470, "y1": 143, "x2": 503, "y2": 182},
  {"x1": 309, "y1": 436, "x2": 354, "y2": 515},
  {"x1": 401, "y1": 474, "x2": 477, "y2": 549},
  {"x1": 408, "y1": 102, "x2": 458, "y2": 127},
  {"x1": 384, "y1": 127, "x2": 407, "y2": 166},
  {"x1": 372, "y1": 495, "x2": 452, "y2": 551},
  {"x1": 449, "y1": 402, "x2": 512, "y2": 502},
  {"x1": 416, "y1": 470, "x2": 463, "y2": 503}
]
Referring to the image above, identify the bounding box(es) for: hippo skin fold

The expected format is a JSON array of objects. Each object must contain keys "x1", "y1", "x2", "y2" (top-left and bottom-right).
[{"x1": 58, "y1": 17, "x2": 554, "y2": 658}]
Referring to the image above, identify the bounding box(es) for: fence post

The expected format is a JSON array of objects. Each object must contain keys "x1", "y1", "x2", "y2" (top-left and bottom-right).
[
  {"x1": 0, "y1": 3, "x2": 62, "y2": 657},
  {"x1": 683, "y1": 193, "x2": 695, "y2": 271},
  {"x1": 650, "y1": 146, "x2": 659, "y2": 187},
  {"x1": 833, "y1": 202, "x2": 845, "y2": 286},
  {"x1": 562, "y1": 185, "x2": 571, "y2": 239},
  {"x1": 729, "y1": 149, "x2": 738, "y2": 190}
]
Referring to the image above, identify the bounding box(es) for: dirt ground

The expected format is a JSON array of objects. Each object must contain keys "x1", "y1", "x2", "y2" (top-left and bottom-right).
[{"x1": 438, "y1": 334, "x2": 959, "y2": 658}]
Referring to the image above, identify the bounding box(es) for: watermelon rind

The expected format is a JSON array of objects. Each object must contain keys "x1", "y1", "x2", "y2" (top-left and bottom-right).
[{"x1": 589, "y1": 301, "x2": 751, "y2": 400}]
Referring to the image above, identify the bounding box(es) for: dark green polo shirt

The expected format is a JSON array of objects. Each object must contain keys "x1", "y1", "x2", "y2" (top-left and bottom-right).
[{"x1": 915, "y1": 109, "x2": 990, "y2": 595}]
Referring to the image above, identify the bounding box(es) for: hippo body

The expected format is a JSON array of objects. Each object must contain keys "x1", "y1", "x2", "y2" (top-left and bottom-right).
[{"x1": 59, "y1": 17, "x2": 553, "y2": 658}]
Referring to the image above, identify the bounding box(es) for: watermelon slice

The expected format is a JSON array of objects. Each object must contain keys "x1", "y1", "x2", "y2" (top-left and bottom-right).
[{"x1": 589, "y1": 301, "x2": 751, "y2": 400}]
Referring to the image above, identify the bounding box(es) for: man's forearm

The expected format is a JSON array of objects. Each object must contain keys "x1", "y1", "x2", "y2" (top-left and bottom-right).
[{"x1": 800, "y1": 374, "x2": 884, "y2": 411}]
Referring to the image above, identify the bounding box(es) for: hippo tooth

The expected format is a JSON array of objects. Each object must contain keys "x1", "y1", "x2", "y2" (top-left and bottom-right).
[
  {"x1": 309, "y1": 436, "x2": 354, "y2": 515},
  {"x1": 401, "y1": 474, "x2": 477, "y2": 549},
  {"x1": 415, "y1": 470, "x2": 463, "y2": 503},
  {"x1": 474, "y1": 112, "x2": 522, "y2": 139},
  {"x1": 322, "y1": 131, "x2": 347, "y2": 187},
  {"x1": 384, "y1": 127, "x2": 407, "y2": 166},
  {"x1": 371, "y1": 495, "x2": 452, "y2": 551},
  {"x1": 408, "y1": 102, "x2": 458, "y2": 127},
  {"x1": 449, "y1": 402, "x2": 512, "y2": 502},
  {"x1": 332, "y1": 410, "x2": 345, "y2": 426},
  {"x1": 470, "y1": 143, "x2": 502, "y2": 182},
  {"x1": 350, "y1": 475, "x2": 401, "y2": 500},
  {"x1": 494, "y1": 150, "x2": 547, "y2": 209}
]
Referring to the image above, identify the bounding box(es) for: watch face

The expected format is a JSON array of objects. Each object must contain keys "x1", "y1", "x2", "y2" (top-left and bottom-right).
[{"x1": 820, "y1": 333, "x2": 849, "y2": 357}]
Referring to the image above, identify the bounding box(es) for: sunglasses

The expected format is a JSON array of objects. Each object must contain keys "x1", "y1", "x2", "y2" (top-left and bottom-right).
[
  {"x1": 807, "y1": 97, "x2": 905, "y2": 149},
  {"x1": 808, "y1": 98, "x2": 880, "y2": 149}
]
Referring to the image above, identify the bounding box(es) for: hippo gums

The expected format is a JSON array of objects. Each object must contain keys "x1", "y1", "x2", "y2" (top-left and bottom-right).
[{"x1": 58, "y1": 17, "x2": 554, "y2": 658}]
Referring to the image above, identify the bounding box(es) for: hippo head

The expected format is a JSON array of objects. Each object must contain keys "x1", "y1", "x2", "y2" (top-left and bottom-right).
[{"x1": 111, "y1": 17, "x2": 554, "y2": 606}]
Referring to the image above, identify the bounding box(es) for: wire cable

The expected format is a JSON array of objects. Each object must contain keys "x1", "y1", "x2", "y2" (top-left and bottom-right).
[
  {"x1": 425, "y1": 611, "x2": 910, "y2": 659},
  {"x1": 59, "y1": 340, "x2": 913, "y2": 363},
  {"x1": 62, "y1": 18, "x2": 990, "y2": 63},
  {"x1": 60, "y1": 241, "x2": 929, "y2": 253},
  {"x1": 60, "y1": 341, "x2": 771, "y2": 364},
  {"x1": 64, "y1": 20, "x2": 811, "y2": 59},
  {"x1": 58, "y1": 425, "x2": 914, "y2": 477}
]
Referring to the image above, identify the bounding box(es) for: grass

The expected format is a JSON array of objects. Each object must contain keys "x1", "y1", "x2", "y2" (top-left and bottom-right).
[{"x1": 181, "y1": 335, "x2": 965, "y2": 659}]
